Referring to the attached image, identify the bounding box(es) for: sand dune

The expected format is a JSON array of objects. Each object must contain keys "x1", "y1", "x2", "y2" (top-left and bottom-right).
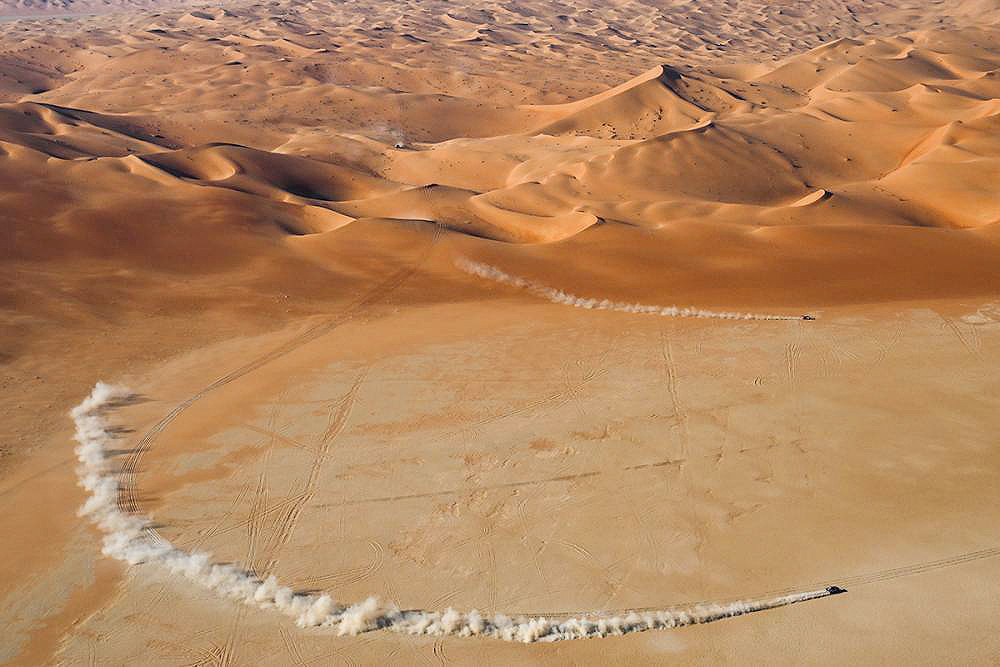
[
  {"x1": 3, "y1": 26, "x2": 998, "y2": 255},
  {"x1": 2, "y1": 0, "x2": 1000, "y2": 664}
]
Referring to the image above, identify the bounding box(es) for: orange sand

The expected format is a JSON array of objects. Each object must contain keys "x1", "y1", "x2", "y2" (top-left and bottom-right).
[{"x1": 1, "y1": 0, "x2": 999, "y2": 663}]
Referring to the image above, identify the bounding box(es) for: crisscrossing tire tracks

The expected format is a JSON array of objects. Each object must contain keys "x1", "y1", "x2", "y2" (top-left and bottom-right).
[
  {"x1": 118, "y1": 226, "x2": 440, "y2": 516},
  {"x1": 257, "y1": 369, "x2": 369, "y2": 575}
]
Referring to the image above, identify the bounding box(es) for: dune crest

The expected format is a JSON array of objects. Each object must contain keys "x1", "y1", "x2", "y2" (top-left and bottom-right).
[{"x1": 3, "y1": 26, "x2": 998, "y2": 251}]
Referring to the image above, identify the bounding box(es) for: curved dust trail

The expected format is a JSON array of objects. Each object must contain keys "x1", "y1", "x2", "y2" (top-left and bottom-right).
[
  {"x1": 73, "y1": 382, "x2": 838, "y2": 643},
  {"x1": 456, "y1": 258, "x2": 815, "y2": 321}
]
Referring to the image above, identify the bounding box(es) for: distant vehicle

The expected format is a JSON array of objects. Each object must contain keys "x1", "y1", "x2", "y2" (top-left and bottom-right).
[
  {"x1": 825, "y1": 585, "x2": 847, "y2": 594},
  {"x1": 802, "y1": 314, "x2": 816, "y2": 320},
  {"x1": 394, "y1": 142, "x2": 407, "y2": 149}
]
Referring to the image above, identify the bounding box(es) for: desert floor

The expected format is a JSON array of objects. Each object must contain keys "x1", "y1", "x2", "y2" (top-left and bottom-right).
[{"x1": 2, "y1": 0, "x2": 1000, "y2": 664}]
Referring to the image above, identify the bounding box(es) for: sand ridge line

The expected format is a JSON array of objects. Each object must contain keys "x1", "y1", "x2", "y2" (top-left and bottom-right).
[
  {"x1": 72, "y1": 382, "x2": 840, "y2": 642},
  {"x1": 456, "y1": 258, "x2": 816, "y2": 321}
]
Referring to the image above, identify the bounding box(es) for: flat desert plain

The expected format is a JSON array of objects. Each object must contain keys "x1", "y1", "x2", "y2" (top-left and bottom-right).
[{"x1": 2, "y1": 0, "x2": 1000, "y2": 664}]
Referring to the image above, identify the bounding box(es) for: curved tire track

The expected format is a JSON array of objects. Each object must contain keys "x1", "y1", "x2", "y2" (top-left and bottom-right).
[
  {"x1": 81, "y1": 234, "x2": 1000, "y2": 642},
  {"x1": 119, "y1": 226, "x2": 440, "y2": 516},
  {"x1": 518, "y1": 545, "x2": 1000, "y2": 618},
  {"x1": 258, "y1": 371, "x2": 368, "y2": 575}
]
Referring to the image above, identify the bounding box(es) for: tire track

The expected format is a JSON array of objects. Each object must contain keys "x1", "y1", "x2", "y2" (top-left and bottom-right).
[
  {"x1": 802, "y1": 319, "x2": 854, "y2": 379},
  {"x1": 432, "y1": 637, "x2": 449, "y2": 665},
  {"x1": 311, "y1": 470, "x2": 600, "y2": 508},
  {"x1": 519, "y1": 545, "x2": 1000, "y2": 618},
  {"x1": 204, "y1": 604, "x2": 245, "y2": 667},
  {"x1": 279, "y1": 626, "x2": 308, "y2": 667},
  {"x1": 784, "y1": 340, "x2": 799, "y2": 386},
  {"x1": 869, "y1": 316, "x2": 904, "y2": 369},
  {"x1": 144, "y1": 482, "x2": 254, "y2": 611},
  {"x1": 292, "y1": 539, "x2": 386, "y2": 590},
  {"x1": 446, "y1": 368, "x2": 608, "y2": 445},
  {"x1": 245, "y1": 461, "x2": 270, "y2": 573},
  {"x1": 783, "y1": 322, "x2": 807, "y2": 468},
  {"x1": 967, "y1": 320, "x2": 983, "y2": 356},
  {"x1": 244, "y1": 401, "x2": 280, "y2": 571},
  {"x1": 152, "y1": 629, "x2": 218, "y2": 664},
  {"x1": 242, "y1": 423, "x2": 324, "y2": 458},
  {"x1": 448, "y1": 344, "x2": 613, "y2": 453},
  {"x1": 559, "y1": 350, "x2": 612, "y2": 421},
  {"x1": 556, "y1": 539, "x2": 595, "y2": 563},
  {"x1": 184, "y1": 416, "x2": 276, "y2": 552},
  {"x1": 513, "y1": 461, "x2": 570, "y2": 598},
  {"x1": 382, "y1": 573, "x2": 400, "y2": 615},
  {"x1": 713, "y1": 407, "x2": 731, "y2": 467},
  {"x1": 939, "y1": 311, "x2": 984, "y2": 363},
  {"x1": 184, "y1": 648, "x2": 219, "y2": 667},
  {"x1": 147, "y1": 638, "x2": 206, "y2": 665},
  {"x1": 119, "y1": 225, "x2": 440, "y2": 516},
  {"x1": 624, "y1": 472, "x2": 660, "y2": 577},
  {"x1": 429, "y1": 588, "x2": 461, "y2": 610},
  {"x1": 258, "y1": 369, "x2": 369, "y2": 575},
  {"x1": 86, "y1": 639, "x2": 98, "y2": 667},
  {"x1": 660, "y1": 332, "x2": 689, "y2": 460},
  {"x1": 300, "y1": 636, "x2": 377, "y2": 667},
  {"x1": 791, "y1": 546, "x2": 1000, "y2": 591},
  {"x1": 79, "y1": 231, "x2": 998, "y2": 643},
  {"x1": 194, "y1": 491, "x2": 314, "y2": 542},
  {"x1": 479, "y1": 531, "x2": 499, "y2": 616},
  {"x1": 598, "y1": 553, "x2": 647, "y2": 611},
  {"x1": 74, "y1": 316, "x2": 1000, "y2": 643},
  {"x1": 310, "y1": 457, "x2": 685, "y2": 509}
]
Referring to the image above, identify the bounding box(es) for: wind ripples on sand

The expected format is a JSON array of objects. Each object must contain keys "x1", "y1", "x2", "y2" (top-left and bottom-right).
[
  {"x1": 73, "y1": 382, "x2": 834, "y2": 642},
  {"x1": 456, "y1": 258, "x2": 812, "y2": 321}
]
